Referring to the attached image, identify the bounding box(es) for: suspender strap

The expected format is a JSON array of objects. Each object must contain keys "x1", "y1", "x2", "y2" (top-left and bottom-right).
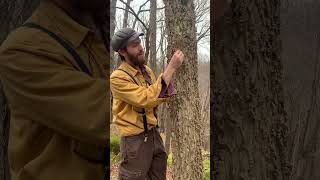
[
  {"x1": 117, "y1": 69, "x2": 149, "y2": 136},
  {"x1": 22, "y1": 22, "x2": 93, "y2": 76},
  {"x1": 22, "y1": 22, "x2": 108, "y2": 174}
]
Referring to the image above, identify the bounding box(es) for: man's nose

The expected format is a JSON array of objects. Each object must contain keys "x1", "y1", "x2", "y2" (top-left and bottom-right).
[{"x1": 138, "y1": 44, "x2": 144, "y2": 51}]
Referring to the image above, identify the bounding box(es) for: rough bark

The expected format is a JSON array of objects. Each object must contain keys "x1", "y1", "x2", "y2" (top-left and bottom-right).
[
  {"x1": 0, "y1": 0, "x2": 39, "y2": 43},
  {"x1": 212, "y1": 0, "x2": 291, "y2": 179},
  {"x1": 164, "y1": 0, "x2": 203, "y2": 179},
  {"x1": 0, "y1": 1, "x2": 40, "y2": 180}
]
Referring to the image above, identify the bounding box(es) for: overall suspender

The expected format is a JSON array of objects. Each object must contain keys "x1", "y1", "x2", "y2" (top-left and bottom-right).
[
  {"x1": 117, "y1": 69, "x2": 149, "y2": 142},
  {"x1": 23, "y1": 22, "x2": 92, "y2": 76},
  {"x1": 22, "y1": 22, "x2": 108, "y2": 176}
]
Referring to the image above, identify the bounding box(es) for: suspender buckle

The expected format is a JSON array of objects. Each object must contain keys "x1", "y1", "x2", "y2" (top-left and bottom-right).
[{"x1": 144, "y1": 134, "x2": 148, "y2": 142}]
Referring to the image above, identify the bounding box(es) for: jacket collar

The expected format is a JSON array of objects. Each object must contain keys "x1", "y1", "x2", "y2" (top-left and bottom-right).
[
  {"x1": 119, "y1": 61, "x2": 140, "y2": 76},
  {"x1": 29, "y1": 0, "x2": 92, "y2": 48}
]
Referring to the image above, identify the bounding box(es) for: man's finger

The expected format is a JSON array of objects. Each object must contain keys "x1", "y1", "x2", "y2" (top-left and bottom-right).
[{"x1": 181, "y1": 54, "x2": 185, "y2": 60}]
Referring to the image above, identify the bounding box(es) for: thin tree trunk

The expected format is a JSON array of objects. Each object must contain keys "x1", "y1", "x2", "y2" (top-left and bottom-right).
[
  {"x1": 164, "y1": 0, "x2": 203, "y2": 179},
  {"x1": 149, "y1": 0, "x2": 157, "y2": 72},
  {"x1": 116, "y1": 0, "x2": 132, "y2": 69},
  {"x1": 110, "y1": 0, "x2": 117, "y2": 70},
  {"x1": 144, "y1": 29, "x2": 150, "y2": 64},
  {"x1": 164, "y1": 104, "x2": 171, "y2": 154},
  {"x1": 122, "y1": 0, "x2": 131, "y2": 28},
  {"x1": 159, "y1": 22, "x2": 165, "y2": 75}
]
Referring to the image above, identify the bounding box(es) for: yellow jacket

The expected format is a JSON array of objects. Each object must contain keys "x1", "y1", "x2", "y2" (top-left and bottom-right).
[
  {"x1": 111, "y1": 62, "x2": 175, "y2": 137},
  {"x1": 0, "y1": 1, "x2": 109, "y2": 179}
]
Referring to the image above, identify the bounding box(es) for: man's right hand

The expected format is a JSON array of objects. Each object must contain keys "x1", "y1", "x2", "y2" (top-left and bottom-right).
[
  {"x1": 162, "y1": 50, "x2": 184, "y2": 85},
  {"x1": 169, "y1": 50, "x2": 185, "y2": 70}
]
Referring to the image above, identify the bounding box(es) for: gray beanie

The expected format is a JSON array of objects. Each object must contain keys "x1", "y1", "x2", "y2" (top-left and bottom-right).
[{"x1": 111, "y1": 28, "x2": 144, "y2": 52}]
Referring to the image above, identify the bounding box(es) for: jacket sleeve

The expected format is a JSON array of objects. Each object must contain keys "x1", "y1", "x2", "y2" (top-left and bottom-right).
[
  {"x1": 146, "y1": 65, "x2": 176, "y2": 99},
  {"x1": 0, "y1": 47, "x2": 109, "y2": 147},
  {"x1": 159, "y1": 79, "x2": 177, "y2": 98},
  {"x1": 110, "y1": 71, "x2": 167, "y2": 109}
]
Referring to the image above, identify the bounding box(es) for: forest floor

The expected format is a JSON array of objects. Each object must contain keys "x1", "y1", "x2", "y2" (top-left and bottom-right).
[
  {"x1": 110, "y1": 149, "x2": 210, "y2": 180},
  {"x1": 110, "y1": 164, "x2": 173, "y2": 180}
]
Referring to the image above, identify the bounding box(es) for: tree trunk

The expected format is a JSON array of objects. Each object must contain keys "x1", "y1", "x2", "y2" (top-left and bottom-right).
[
  {"x1": 0, "y1": 1, "x2": 40, "y2": 179},
  {"x1": 122, "y1": 0, "x2": 131, "y2": 28},
  {"x1": 144, "y1": 29, "x2": 150, "y2": 65},
  {"x1": 281, "y1": 1, "x2": 320, "y2": 179},
  {"x1": 116, "y1": 0, "x2": 132, "y2": 70},
  {"x1": 212, "y1": 0, "x2": 291, "y2": 179},
  {"x1": 164, "y1": 104, "x2": 171, "y2": 154},
  {"x1": 110, "y1": 0, "x2": 117, "y2": 70},
  {"x1": 164, "y1": 0, "x2": 203, "y2": 179},
  {"x1": 159, "y1": 22, "x2": 166, "y2": 75},
  {"x1": 149, "y1": 0, "x2": 157, "y2": 72}
]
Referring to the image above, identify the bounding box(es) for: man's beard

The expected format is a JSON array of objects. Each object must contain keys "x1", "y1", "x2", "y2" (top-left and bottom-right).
[{"x1": 127, "y1": 52, "x2": 145, "y2": 66}]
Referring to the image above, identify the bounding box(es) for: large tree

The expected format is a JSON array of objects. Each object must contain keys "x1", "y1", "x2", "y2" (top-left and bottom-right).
[
  {"x1": 212, "y1": 0, "x2": 291, "y2": 179},
  {"x1": 0, "y1": 1, "x2": 40, "y2": 179},
  {"x1": 164, "y1": 0, "x2": 203, "y2": 179}
]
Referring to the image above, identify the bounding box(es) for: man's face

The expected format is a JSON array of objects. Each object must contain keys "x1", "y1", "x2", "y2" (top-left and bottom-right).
[{"x1": 123, "y1": 39, "x2": 145, "y2": 66}]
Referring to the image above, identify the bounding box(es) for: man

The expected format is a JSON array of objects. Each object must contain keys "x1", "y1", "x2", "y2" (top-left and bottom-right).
[
  {"x1": 0, "y1": 0, "x2": 109, "y2": 179},
  {"x1": 110, "y1": 28, "x2": 184, "y2": 180}
]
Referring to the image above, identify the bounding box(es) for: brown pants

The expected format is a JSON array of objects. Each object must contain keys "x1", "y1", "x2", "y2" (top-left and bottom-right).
[{"x1": 119, "y1": 128, "x2": 167, "y2": 180}]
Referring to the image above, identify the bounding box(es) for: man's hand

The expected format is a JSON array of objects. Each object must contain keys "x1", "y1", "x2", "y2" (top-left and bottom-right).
[
  {"x1": 168, "y1": 50, "x2": 184, "y2": 70},
  {"x1": 162, "y1": 50, "x2": 185, "y2": 85}
]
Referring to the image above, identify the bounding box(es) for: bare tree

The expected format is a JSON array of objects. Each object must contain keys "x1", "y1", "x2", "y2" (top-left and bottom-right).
[
  {"x1": 164, "y1": 0, "x2": 203, "y2": 179},
  {"x1": 132, "y1": 0, "x2": 149, "y2": 29},
  {"x1": 195, "y1": 0, "x2": 210, "y2": 42},
  {"x1": 122, "y1": 0, "x2": 132, "y2": 28},
  {"x1": 149, "y1": 0, "x2": 157, "y2": 71},
  {"x1": 110, "y1": 0, "x2": 117, "y2": 70},
  {"x1": 116, "y1": 0, "x2": 151, "y2": 61}
]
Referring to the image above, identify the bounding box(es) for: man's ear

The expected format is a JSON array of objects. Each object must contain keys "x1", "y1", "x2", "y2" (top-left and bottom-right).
[{"x1": 118, "y1": 49, "x2": 126, "y2": 57}]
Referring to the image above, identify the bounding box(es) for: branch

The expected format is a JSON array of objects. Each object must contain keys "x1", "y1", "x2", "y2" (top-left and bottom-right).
[
  {"x1": 115, "y1": 5, "x2": 148, "y2": 30},
  {"x1": 156, "y1": 19, "x2": 165, "y2": 23},
  {"x1": 197, "y1": 26, "x2": 210, "y2": 42},
  {"x1": 140, "y1": 0, "x2": 149, "y2": 8},
  {"x1": 132, "y1": 0, "x2": 150, "y2": 29},
  {"x1": 139, "y1": 6, "x2": 165, "y2": 13},
  {"x1": 118, "y1": 0, "x2": 149, "y2": 29}
]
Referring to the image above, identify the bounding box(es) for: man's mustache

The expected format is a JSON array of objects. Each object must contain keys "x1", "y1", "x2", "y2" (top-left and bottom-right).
[{"x1": 137, "y1": 51, "x2": 144, "y2": 56}]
